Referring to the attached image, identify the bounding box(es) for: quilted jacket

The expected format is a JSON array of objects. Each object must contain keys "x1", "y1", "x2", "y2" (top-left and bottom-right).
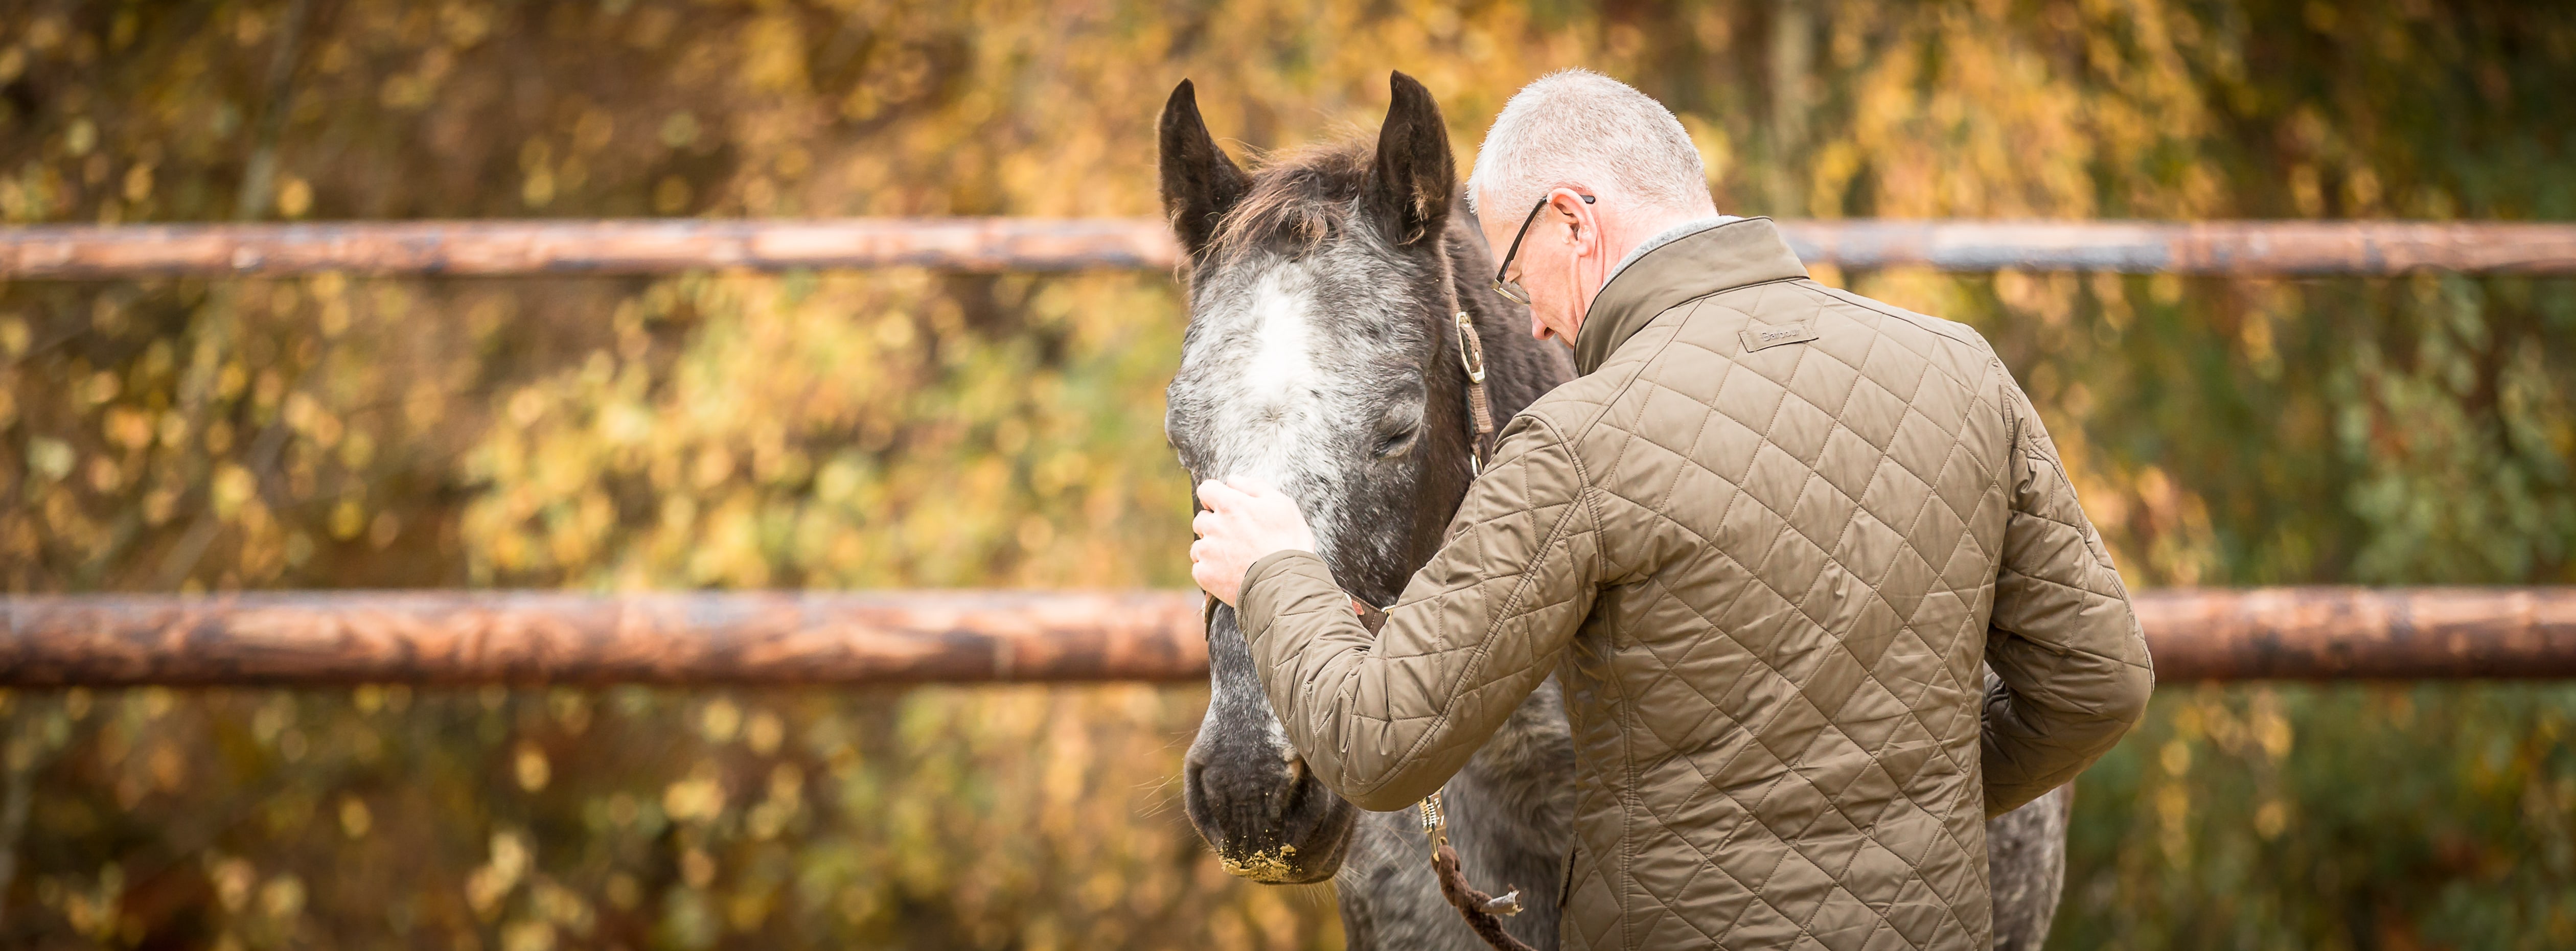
[{"x1": 1238, "y1": 217, "x2": 2155, "y2": 950}]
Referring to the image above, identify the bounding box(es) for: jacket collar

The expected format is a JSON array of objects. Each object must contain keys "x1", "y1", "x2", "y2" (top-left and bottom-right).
[{"x1": 1573, "y1": 217, "x2": 1809, "y2": 375}]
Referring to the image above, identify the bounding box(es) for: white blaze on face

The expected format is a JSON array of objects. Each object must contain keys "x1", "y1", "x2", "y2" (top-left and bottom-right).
[
  {"x1": 1240, "y1": 267, "x2": 1317, "y2": 430},
  {"x1": 1174, "y1": 246, "x2": 1425, "y2": 765},
  {"x1": 1182, "y1": 258, "x2": 1349, "y2": 550}
]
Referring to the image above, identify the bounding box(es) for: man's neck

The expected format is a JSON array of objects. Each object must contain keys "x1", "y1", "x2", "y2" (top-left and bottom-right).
[
  {"x1": 1561, "y1": 205, "x2": 1730, "y2": 346},
  {"x1": 1601, "y1": 207, "x2": 1722, "y2": 267},
  {"x1": 1599, "y1": 210, "x2": 1736, "y2": 292}
]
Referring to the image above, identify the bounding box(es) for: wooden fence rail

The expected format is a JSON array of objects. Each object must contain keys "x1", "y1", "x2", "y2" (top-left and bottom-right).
[
  {"x1": 6, "y1": 219, "x2": 2575, "y2": 278},
  {"x1": 2, "y1": 587, "x2": 2570, "y2": 687}
]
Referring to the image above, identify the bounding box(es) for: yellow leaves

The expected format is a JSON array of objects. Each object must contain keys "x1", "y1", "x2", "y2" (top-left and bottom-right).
[
  {"x1": 692, "y1": 445, "x2": 735, "y2": 489},
  {"x1": 678, "y1": 847, "x2": 717, "y2": 888},
  {"x1": 739, "y1": 14, "x2": 813, "y2": 95},
  {"x1": 103, "y1": 407, "x2": 154, "y2": 451},
  {"x1": 64, "y1": 118, "x2": 97, "y2": 157},
  {"x1": 282, "y1": 391, "x2": 342, "y2": 447},
  {"x1": 232, "y1": 7, "x2": 276, "y2": 48},
  {"x1": 699, "y1": 698, "x2": 743, "y2": 743},
  {"x1": 653, "y1": 175, "x2": 694, "y2": 214},
  {"x1": 453, "y1": 269, "x2": 1187, "y2": 589},
  {"x1": 2161, "y1": 738, "x2": 2194, "y2": 775},
  {"x1": 572, "y1": 108, "x2": 616, "y2": 154},
  {"x1": 520, "y1": 139, "x2": 557, "y2": 208},
  {"x1": 210, "y1": 856, "x2": 256, "y2": 913},
  {"x1": 121, "y1": 161, "x2": 154, "y2": 202},
  {"x1": 439, "y1": 1, "x2": 495, "y2": 49},
  {"x1": 275, "y1": 176, "x2": 312, "y2": 218},
  {"x1": 338, "y1": 795, "x2": 373, "y2": 838},
  {"x1": 746, "y1": 763, "x2": 802, "y2": 839},
  {"x1": 380, "y1": 46, "x2": 457, "y2": 111},
  {"x1": 26, "y1": 437, "x2": 75, "y2": 482},
  {"x1": 659, "y1": 111, "x2": 702, "y2": 150},
  {"x1": 603, "y1": 873, "x2": 642, "y2": 911},
  {"x1": 515, "y1": 741, "x2": 552, "y2": 791},
  {"x1": 2258, "y1": 709, "x2": 2294, "y2": 760},
  {"x1": 663, "y1": 766, "x2": 728, "y2": 824},
  {"x1": 746, "y1": 710, "x2": 785, "y2": 755},
  {"x1": 210, "y1": 463, "x2": 258, "y2": 518},
  {"x1": 466, "y1": 829, "x2": 532, "y2": 917},
  {"x1": 79, "y1": 369, "x2": 121, "y2": 407},
  {"x1": 499, "y1": 920, "x2": 556, "y2": 951},
  {"x1": 250, "y1": 368, "x2": 285, "y2": 411},
  {"x1": 257, "y1": 874, "x2": 305, "y2": 919},
  {"x1": 2252, "y1": 799, "x2": 2288, "y2": 840}
]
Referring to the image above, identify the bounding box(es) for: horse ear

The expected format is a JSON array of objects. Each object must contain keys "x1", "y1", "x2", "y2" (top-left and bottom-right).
[
  {"x1": 1159, "y1": 79, "x2": 1250, "y2": 258},
  {"x1": 1366, "y1": 71, "x2": 1455, "y2": 248}
]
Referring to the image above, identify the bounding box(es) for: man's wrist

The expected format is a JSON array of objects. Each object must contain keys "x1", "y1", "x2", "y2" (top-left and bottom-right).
[{"x1": 1237, "y1": 548, "x2": 1326, "y2": 640}]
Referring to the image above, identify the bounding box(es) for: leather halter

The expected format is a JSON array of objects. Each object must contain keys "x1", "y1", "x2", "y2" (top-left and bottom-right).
[
  {"x1": 1343, "y1": 308, "x2": 1534, "y2": 951},
  {"x1": 1344, "y1": 307, "x2": 1494, "y2": 628},
  {"x1": 1456, "y1": 310, "x2": 1498, "y2": 473}
]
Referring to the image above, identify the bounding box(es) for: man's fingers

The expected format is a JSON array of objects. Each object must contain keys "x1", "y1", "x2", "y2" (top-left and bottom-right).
[
  {"x1": 1191, "y1": 509, "x2": 1215, "y2": 538},
  {"x1": 1190, "y1": 562, "x2": 1229, "y2": 602},
  {"x1": 1197, "y1": 479, "x2": 1245, "y2": 511}
]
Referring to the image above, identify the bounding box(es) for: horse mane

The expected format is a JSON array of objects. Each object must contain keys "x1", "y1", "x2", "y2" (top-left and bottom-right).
[{"x1": 1211, "y1": 138, "x2": 1377, "y2": 261}]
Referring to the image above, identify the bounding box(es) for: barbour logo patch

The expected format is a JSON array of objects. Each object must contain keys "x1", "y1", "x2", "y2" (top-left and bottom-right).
[{"x1": 1739, "y1": 319, "x2": 1819, "y2": 352}]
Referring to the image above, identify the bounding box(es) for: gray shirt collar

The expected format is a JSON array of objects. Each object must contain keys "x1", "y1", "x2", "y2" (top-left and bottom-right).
[{"x1": 1606, "y1": 216, "x2": 1740, "y2": 285}]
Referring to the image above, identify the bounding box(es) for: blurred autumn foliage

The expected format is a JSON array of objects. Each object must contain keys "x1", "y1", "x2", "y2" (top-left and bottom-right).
[{"x1": 1, "y1": 0, "x2": 2573, "y2": 948}]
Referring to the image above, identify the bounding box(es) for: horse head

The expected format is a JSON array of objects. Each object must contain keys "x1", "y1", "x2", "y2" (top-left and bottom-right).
[{"x1": 1159, "y1": 72, "x2": 1485, "y2": 884}]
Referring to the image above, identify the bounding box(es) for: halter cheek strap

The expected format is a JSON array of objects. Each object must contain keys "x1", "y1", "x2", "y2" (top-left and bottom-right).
[
  {"x1": 1320, "y1": 301, "x2": 1525, "y2": 951},
  {"x1": 1455, "y1": 311, "x2": 1496, "y2": 473}
]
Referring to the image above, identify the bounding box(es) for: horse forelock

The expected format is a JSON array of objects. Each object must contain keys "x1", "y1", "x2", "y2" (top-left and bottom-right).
[{"x1": 1209, "y1": 140, "x2": 1378, "y2": 263}]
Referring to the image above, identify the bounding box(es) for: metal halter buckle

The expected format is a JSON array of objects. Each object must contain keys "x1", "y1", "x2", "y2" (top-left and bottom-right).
[{"x1": 1454, "y1": 311, "x2": 1487, "y2": 383}]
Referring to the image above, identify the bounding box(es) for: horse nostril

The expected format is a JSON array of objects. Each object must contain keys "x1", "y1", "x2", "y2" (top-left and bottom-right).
[
  {"x1": 1279, "y1": 754, "x2": 1325, "y2": 821},
  {"x1": 1185, "y1": 759, "x2": 1215, "y2": 806}
]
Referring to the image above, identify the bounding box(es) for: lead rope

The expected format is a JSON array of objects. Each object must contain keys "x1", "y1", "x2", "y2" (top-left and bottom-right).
[
  {"x1": 1423, "y1": 791, "x2": 1536, "y2": 950},
  {"x1": 1348, "y1": 577, "x2": 1534, "y2": 951}
]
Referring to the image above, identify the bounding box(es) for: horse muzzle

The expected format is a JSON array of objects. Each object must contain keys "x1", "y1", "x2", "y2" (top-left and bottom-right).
[{"x1": 1183, "y1": 745, "x2": 1359, "y2": 884}]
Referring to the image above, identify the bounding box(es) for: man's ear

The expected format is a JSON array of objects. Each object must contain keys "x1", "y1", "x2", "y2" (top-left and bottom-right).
[
  {"x1": 1158, "y1": 79, "x2": 1250, "y2": 258},
  {"x1": 1554, "y1": 190, "x2": 1602, "y2": 256},
  {"x1": 1365, "y1": 71, "x2": 1455, "y2": 247}
]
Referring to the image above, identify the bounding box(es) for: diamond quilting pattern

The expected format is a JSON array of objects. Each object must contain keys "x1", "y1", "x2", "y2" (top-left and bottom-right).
[{"x1": 1239, "y1": 220, "x2": 2152, "y2": 951}]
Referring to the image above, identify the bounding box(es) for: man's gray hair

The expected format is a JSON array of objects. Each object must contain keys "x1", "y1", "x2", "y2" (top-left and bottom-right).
[{"x1": 1467, "y1": 69, "x2": 1713, "y2": 219}]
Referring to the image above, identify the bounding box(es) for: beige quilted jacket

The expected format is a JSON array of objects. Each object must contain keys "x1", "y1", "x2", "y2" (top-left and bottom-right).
[{"x1": 1238, "y1": 218, "x2": 2154, "y2": 950}]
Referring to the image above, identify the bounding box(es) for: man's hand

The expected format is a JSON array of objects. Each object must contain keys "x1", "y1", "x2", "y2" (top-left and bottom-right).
[{"x1": 1189, "y1": 479, "x2": 1319, "y2": 607}]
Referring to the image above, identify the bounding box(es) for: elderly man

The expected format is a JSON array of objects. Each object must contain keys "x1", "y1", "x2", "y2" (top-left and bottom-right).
[{"x1": 1189, "y1": 69, "x2": 2153, "y2": 950}]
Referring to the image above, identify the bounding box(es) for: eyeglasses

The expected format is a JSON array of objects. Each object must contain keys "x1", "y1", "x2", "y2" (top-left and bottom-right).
[{"x1": 1491, "y1": 192, "x2": 1595, "y2": 307}]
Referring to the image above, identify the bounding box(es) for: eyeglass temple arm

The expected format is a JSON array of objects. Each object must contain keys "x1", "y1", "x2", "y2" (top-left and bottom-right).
[{"x1": 1492, "y1": 193, "x2": 1598, "y2": 286}]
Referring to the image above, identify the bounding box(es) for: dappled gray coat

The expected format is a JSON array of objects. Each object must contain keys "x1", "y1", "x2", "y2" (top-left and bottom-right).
[{"x1": 1237, "y1": 217, "x2": 2155, "y2": 950}]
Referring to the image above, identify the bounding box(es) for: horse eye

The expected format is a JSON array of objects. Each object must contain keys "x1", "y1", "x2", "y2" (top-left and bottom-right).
[{"x1": 1373, "y1": 426, "x2": 1419, "y2": 458}]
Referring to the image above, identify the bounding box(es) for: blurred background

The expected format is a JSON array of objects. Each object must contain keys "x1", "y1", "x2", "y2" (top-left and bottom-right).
[{"x1": 1, "y1": 0, "x2": 2572, "y2": 947}]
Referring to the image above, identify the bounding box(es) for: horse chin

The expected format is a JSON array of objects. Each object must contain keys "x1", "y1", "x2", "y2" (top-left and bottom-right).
[{"x1": 1183, "y1": 754, "x2": 1362, "y2": 885}]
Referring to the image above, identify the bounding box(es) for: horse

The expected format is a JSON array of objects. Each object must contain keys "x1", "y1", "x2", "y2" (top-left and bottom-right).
[{"x1": 1157, "y1": 71, "x2": 2073, "y2": 950}]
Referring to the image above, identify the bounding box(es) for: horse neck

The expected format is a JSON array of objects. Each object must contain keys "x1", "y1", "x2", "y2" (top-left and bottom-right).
[{"x1": 1431, "y1": 220, "x2": 1578, "y2": 825}]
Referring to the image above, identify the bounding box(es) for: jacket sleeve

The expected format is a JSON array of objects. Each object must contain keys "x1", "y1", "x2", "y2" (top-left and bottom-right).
[
  {"x1": 1982, "y1": 381, "x2": 2157, "y2": 817},
  {"x1": 1237, "y1": 413, "x2": 1599, "y2": 811}
]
